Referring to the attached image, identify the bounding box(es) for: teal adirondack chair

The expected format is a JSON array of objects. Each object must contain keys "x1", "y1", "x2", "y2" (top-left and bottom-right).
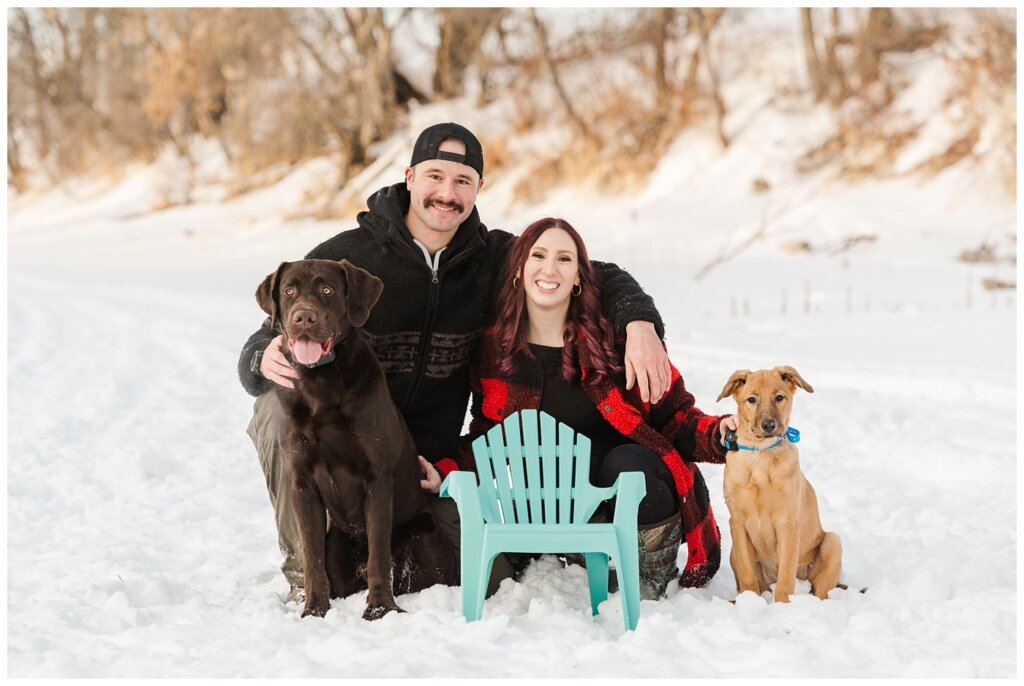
[{"x1": 439, "y1": 410, "x2": 646, "y2": 631}]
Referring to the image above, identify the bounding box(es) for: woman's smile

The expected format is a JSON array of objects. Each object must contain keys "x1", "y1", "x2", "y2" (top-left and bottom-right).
[{"x1": 521, "y1": 228, "x2": 579, "y2": 309}]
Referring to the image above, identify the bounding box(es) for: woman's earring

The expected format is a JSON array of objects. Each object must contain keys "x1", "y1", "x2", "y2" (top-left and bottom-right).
[
  {"x1": 513, "y1": 276, "x2": 520, "y2": 289},
  {"x1": 572, "y1": 283, "x2": 582, "y2": 296}
]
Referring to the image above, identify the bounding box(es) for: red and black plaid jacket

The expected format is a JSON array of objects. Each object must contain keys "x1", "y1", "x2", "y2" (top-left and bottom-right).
[{"x1": 440, "y1": 325, "x2": 729, "y2": 588}]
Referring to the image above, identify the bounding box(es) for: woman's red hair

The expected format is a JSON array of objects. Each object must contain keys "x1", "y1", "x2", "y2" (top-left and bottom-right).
[{"x1": 495, "y1": 217, "x2": 623, "y2": 386}]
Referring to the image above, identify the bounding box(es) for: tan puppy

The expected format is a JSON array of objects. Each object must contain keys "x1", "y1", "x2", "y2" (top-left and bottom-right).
[{"x1": 717, "y1": 366, "x2": 841, "y2": 603}]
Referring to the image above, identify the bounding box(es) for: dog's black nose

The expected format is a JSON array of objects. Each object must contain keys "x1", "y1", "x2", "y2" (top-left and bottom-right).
[
  {"x1": 293, "y1": 309, "x2": 317, "y2": 326},
  {"x1": 761, "y1": 419, "x2": 777, "y2": 434}
]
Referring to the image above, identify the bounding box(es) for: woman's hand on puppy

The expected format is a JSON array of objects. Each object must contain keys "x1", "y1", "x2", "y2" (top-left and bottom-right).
[{"x1": 719, "y1": 414, "x2": 738, "y2": 446}]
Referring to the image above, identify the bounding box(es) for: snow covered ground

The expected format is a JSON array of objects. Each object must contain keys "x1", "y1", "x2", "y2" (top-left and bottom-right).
[
  {"x1": 7, "y1": 155, "x2": 1016, "y2": 678},
  {"x1": 6, "y1": 44, "x2": 1018, "y2": 679}
]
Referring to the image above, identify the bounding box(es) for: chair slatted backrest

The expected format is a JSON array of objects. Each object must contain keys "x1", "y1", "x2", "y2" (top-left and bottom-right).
[{"x1": 471, "y1": 410, "x2": 607, "y2": 524}]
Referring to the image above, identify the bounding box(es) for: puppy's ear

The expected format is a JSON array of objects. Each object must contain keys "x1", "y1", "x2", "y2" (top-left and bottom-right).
[
  {"x1": 338, "y1": 259, "x2": 383, "y2": 328},
  {"x1": 717, "y1": 369, "x2": 751, "y2": 402},
  {"x1": 256, "y1": 262, "x2": 289, "y2": 329},
  {"x1": 776, "y1": 365, "x2": 814, "y2": 393}
]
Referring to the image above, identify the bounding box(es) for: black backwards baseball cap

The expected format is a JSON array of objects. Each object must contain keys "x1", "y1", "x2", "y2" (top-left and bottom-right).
[{"x1": 410, "y1": 122, "x2": 484, "y2": 177}]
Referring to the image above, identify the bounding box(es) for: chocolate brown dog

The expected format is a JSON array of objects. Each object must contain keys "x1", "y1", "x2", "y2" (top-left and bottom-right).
[
  {"x1": 256, "y1": 258, "x2": 455, "y2": 619},
  {"x1": 717, "y1": 366, "x2": 842, "y2": 603}
]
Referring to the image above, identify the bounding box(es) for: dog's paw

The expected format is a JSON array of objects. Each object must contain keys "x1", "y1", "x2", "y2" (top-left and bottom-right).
[
  {"x1": 362, "y1": 603, "x2": 404, "y2": 621},
  {"x1": 301, "y1": 597, "x2": 331, "y2": 618}
]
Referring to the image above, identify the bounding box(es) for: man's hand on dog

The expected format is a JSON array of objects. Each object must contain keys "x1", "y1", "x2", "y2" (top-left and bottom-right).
[
  {"x1": 624, "y1": 321, "x2": 671, "y2": 404},
  {"x1": 418, "y1": 456, "x2": 441, "y2": 494},
  {"x1": 261, "y1": 334, "x2": 300, "y2": 388},
  {"x1": 719, "y1": 414, "x2": 738, "y2": 446}
]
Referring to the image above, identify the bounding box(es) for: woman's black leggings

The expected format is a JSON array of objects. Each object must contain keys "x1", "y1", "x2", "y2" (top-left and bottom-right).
[{"x1": 594, "y1": 444, "x2": 678, "y2": 524}]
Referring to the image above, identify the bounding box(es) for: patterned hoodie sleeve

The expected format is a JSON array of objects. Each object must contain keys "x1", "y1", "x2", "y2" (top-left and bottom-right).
[
  {"x1": 592, "y1": 260, "x2": 665, "y2": 339},
  {"x1": 237, "y1": 319, "x2": 278, "y2": 397},
  {"x1": 649, "y1": 361, "x2": 729, "y2": 464}
]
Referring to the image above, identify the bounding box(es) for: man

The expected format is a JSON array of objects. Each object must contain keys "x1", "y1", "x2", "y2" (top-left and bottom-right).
[{"x1": 239, "y1": 122, "x2": 671, "y2": 602}]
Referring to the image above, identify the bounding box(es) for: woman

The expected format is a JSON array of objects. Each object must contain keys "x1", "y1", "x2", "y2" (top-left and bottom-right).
[{"x1": 448, "y1": 217, "x2": 736, "y2": 598}]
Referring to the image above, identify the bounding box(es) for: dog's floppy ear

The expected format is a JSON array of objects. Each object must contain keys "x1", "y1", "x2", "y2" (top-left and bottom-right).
[
  {"x1": 256, "y1": 262, "x2": 289, "y2": 329},
  {"x1": 338, "y1": 259, "x2": 383, "y2": 328},
  {"x1": 776, "y1": 365, "x2": 814, "y2": 393},
  {"x1": 717, "y1": 369, "x2": 751, "y2": 402}
]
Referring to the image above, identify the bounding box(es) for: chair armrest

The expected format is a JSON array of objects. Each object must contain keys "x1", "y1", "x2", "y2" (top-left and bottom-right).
[
  {"x1": 610, "y1": 472, "x2": 646, "y2": 529},
  {"x1": 440, "y1": 472, "x2": 485, "y2": 525}
]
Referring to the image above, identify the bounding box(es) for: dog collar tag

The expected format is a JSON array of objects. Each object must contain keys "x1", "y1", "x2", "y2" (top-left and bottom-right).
[
  {"x1": 724, "y1": 428, "x2": 738, "y2": 451},
  {"x1": 786, "y1": 426, "x2": 801, "y2": 443}
]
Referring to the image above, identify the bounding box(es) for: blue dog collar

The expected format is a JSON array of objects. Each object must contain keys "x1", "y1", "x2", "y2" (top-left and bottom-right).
[{"x1": 725, "y1": 426, "x2": 800, "y2": 452}]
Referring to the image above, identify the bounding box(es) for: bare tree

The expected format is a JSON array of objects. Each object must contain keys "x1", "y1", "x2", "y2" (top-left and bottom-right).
[
  {"x1": 7, "y1": 6, "x2": 1005, "y2": 205},
  {"x1": 687, "y1": 8, "x2": 729, "y2": 147},
  {"x1": 529, "y1": 9, "x2": 597, "y2": 145},
  {"x1": 855, "y1": 7, "x2": 895, "y2": 88},
  {"x1": 269, "y1": 8, "x2": 405, "y2": 183},
  {"x1": 801, "y1": 9, "x2": 826, "y2": 101},
  {"x1": 823, "y1": 8, "x2": 850, "y2": 104},
  {"x1": 9, "y1": 9, "x2": 52, "y2": 163},
  {"x1": 434, "y1": 9, "x2": 506, "y2": 99},
  {"x1": 343, "y1": 8, "x2": 397, "y2": 165},
  {"x1": 645, "y1": 8, "x2": 679, "y2": 104},
  {"x1": 8, "y1": 8, "x2": 160, "y2": 177}
]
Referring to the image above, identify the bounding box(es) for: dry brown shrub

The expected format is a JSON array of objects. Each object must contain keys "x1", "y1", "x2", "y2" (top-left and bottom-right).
[
  {"x1": 938, "y1": 10, "x2": 1016, "y2": 196},
  {"x1": 327, "y1": 194, "x2": 370, "y2": 223},
  {"x1": 511, "y1": 85, "x2": 686, "y2": 205},
  {"x1": 981, "y1": 277, "x2": 1015, "y2": 290},
  {"x1": 8, "y1": 7, "x2": 409, "y2": 198},
  {"x1": 800, "y1": 9, "x2": 1015, "y2": 193},
  {"x1": 513, "y1": 154, "x2": 567, "y2": 206},
  {"x1": 480, "y1": 135, "x2": 513, "y2": 177},
  {"x1": 589, "y1": 86, "x2": 682, "y2": 186},
  {"x1": 913, "y1": 126, "x2": 982, "y2": 177},
  {"x1": 791, "y1": 9, "x2": 1013, "y2": 185},
  {"x1": 222, "y1": 164, "x2": 299, "y2": 200},
  {"x1": 501, "y1": 8, "x2": 708, "y2": 205},
  {"x1": 797, "y1": 98, "x2": 922, "y2": 180}
]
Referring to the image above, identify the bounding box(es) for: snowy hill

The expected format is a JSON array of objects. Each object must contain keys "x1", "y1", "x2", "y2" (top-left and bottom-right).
[{"x1": 5, "y1": 14, "x2": 1017, "y2": 679}]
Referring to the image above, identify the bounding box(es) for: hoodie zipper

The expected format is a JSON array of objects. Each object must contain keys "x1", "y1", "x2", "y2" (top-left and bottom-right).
[
  {"x1": 412, "y1": 239, "x2": 444, "y2": 284},
  {"x1": 402, "y1": 243, "x2": 480, "y2": 407}
]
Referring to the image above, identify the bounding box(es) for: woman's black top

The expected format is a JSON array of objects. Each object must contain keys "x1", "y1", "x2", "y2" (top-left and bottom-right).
[{"x1": 529, "y1": 343, "x2": 625, "y2": 478}]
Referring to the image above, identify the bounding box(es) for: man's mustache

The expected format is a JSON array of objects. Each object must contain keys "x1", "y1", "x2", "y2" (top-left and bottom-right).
[{"x1": 424, "y1": 196, "x2": 464, "y2": 214}]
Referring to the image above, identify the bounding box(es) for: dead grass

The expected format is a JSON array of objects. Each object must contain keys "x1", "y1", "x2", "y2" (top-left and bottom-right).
[
  {"x1": 912, "y1": 126, "x2": 982, "y2": 177},
  {"x1": 511, "y1": 84, "x2": 688, "y2": 204},
  {"x1": 981, "y1": 277, "x2": 1015, "y2": 291},
  {"x1": 940, "y1": 10, "x2": 1016, "y2": 197},
  {"x1": 796, "y1": 74, "x2": 925, "y2": 181}
]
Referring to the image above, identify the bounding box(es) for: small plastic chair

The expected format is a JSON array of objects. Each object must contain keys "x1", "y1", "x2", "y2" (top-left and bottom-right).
[{"x1": 440, "y1": 410, "x2": 646, "y2": 631}]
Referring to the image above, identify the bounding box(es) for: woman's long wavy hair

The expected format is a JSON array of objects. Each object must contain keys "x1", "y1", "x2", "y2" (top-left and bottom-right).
[{"x1": 495, "y1": 217, "x2": 624, "y2": 386}]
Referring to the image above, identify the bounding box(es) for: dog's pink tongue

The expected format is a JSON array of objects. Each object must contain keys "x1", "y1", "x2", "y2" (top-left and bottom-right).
[{"x1": 292, "y1": 338, "x2": 323, "y2": 365}]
